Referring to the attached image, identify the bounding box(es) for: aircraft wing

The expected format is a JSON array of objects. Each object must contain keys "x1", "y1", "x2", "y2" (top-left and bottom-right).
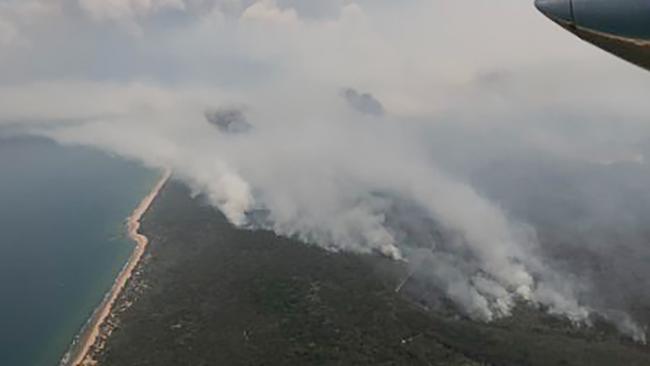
[{"x1": 536, "y1": 0, "x2": 650, "y2": 71}]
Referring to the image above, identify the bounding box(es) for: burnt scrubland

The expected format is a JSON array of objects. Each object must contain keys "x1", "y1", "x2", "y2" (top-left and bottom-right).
[{"x1": 94, "y1": 182, "x2": 650, "y2": 366}]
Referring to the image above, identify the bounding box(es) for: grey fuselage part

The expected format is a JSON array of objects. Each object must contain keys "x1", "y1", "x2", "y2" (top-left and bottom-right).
[{"x1": 535, "y1": 0, "x2": 650, "y2": 71}]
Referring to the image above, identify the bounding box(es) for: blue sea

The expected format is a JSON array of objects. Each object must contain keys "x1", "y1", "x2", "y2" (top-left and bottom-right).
[{"x1": 0, "y1": 136, "x2": 157, "y2": 366}]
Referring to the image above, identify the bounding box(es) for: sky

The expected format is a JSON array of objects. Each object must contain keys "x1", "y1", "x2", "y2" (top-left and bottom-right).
[{"x1": 2, "y1": 0, "x2": 650, "y2": 342}]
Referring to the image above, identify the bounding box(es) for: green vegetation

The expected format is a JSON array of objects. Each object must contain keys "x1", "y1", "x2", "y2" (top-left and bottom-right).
[{"x1": 95, "y1": 183, "x2": 650, "y2": 366}]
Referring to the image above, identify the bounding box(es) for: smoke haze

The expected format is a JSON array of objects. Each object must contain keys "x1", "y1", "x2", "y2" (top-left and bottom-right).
[{"x1": 2, "y1": 0, "x2": 650, "y2": 342}]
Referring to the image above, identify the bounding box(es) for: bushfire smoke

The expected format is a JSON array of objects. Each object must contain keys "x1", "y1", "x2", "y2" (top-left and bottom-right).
[{"x1": 1, "y1": 0, "x2": 650, "y2": 343}]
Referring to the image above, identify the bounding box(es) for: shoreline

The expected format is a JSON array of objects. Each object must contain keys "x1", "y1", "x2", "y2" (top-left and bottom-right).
[{"x1": 62, "y1": 168, "x2": 171, "y2": 366}]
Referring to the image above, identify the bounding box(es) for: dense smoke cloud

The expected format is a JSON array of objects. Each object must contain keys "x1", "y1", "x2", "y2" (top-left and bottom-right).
[
  {"x1": 205, "y1": 107, "x2": 252, "y2": 133},
  {"x1": 341, "y1": 88, "x2": 384, "y2": 117},
  {"x1": 1, "y1": 0, "x2": 650, "y2": 343}
]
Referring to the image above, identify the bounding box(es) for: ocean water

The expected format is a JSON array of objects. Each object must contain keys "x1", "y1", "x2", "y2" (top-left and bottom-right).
[{"x1": 0, "y1": 136, "x2": 157, "y2": 366}]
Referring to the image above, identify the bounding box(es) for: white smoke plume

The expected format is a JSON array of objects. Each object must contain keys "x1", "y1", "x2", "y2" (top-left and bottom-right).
[
  {"x1": 1, "y1": 0, "x2": 650, "y2": 343},
  {"x1": 3, "y1": 80, "x2": 597, "y2": 330}
]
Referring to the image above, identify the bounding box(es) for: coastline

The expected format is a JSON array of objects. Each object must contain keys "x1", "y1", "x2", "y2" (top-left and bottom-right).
[
  {"x1": 60, "y1": 181, "x2": 650, "y2": 366},
  {"x1": 63, "y1": 168, "x2": 171, "y2": 366}
]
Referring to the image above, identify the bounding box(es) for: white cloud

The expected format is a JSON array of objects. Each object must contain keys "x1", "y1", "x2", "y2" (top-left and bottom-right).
[
  {"x1": 0, "y1": 18, "x2": 20, "y2": 46},
  {"x1": 77, "y1": 0, "x2": 186, "y2": 22},
  {"x1": 0, "y1": 0, "x2": 61, "y2": 47},
  {"x1": 242, "y1": 0, "x2": 298, "y2": 24}
]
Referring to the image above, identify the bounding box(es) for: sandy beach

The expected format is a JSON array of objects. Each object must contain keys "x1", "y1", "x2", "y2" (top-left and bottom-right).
[{"x1": 67, "y1": 169, "x2": 171, "y2": 366}]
